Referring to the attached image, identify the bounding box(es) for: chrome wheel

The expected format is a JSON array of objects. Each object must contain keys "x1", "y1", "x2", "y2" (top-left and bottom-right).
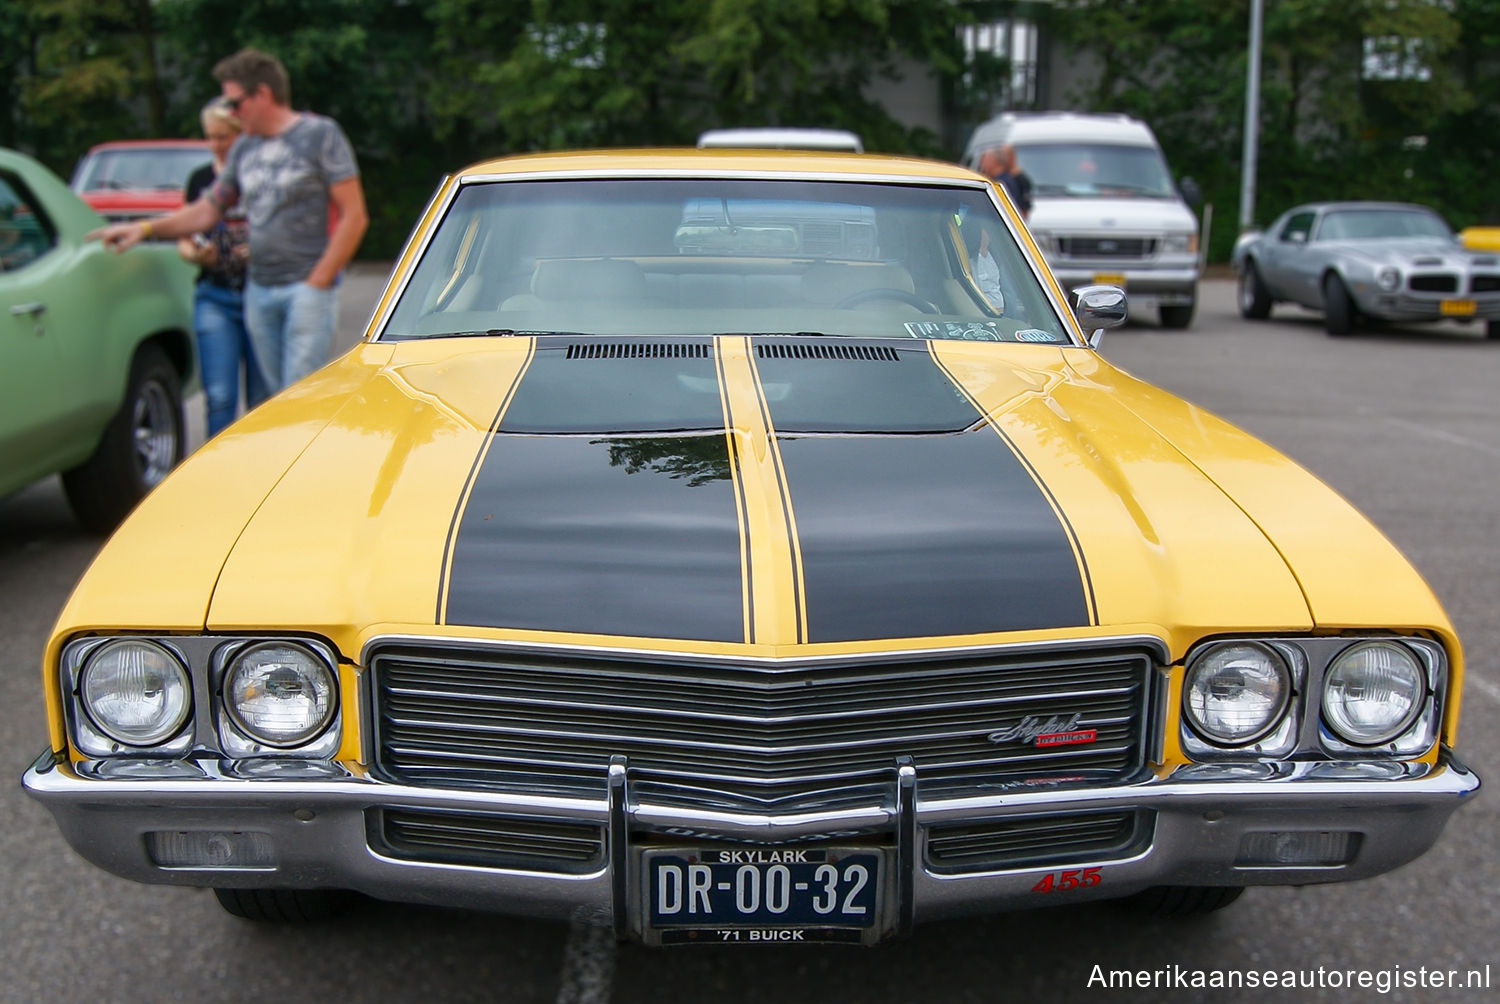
[{"x1": 132, "y1": 378, "x2": 178, "y2": 486}]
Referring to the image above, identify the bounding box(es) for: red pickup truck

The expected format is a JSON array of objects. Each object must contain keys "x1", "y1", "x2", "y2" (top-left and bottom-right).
[{"x1": 68, "y1": 139, "x2": 210, "y2": 223}]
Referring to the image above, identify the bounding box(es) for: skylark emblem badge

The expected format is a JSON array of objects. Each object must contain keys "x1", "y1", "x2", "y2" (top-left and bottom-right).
[{"x1": 987, "y1": 713, "x2": 1098, "y2": 748}]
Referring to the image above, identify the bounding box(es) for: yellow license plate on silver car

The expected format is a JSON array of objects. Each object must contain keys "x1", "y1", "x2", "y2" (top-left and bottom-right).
[
  {"x1": 1093, "y1": 272, "x2": 1126, "y2": 287},
  {"x1": 1440, "y1": 299, "x2": 1476, "y2": 316}
]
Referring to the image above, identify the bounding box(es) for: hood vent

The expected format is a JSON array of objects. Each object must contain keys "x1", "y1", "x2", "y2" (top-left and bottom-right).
[
  {"x1": 1412, "y1": 256, "x2": 1443, "y2": 266},
  {"x1": 1473, "y1": 257, "x2": 1498, "y2": 267},
  {"x1": 756, "y1": 342, "x2": 900, "y2": 362},
  {"x1": 565, "y1": 341, "x2": 710, "y2": 359}
]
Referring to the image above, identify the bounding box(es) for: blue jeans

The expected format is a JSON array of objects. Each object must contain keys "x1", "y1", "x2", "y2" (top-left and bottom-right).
[
  {"x1": 244, "y1": 279, "x2": 339, "y2": 393},
  {"x1": 194, "y1": 281, "x2": 268, "y2": 438}
]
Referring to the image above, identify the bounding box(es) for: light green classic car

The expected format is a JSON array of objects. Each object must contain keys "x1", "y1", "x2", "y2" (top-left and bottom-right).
[{"x1": 1, "y1": 146, "x2": 196, "y2": 531}]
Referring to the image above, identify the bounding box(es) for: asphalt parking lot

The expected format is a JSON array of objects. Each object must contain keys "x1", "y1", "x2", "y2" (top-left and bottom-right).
[{"x1": 2, "y1": 273, "x2": 1494, "y2": 1003}]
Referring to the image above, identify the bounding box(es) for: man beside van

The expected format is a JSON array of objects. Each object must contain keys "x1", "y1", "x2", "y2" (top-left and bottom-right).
[{"x1": 980, "y1": 145, "x2": 1032, "y2": 221}]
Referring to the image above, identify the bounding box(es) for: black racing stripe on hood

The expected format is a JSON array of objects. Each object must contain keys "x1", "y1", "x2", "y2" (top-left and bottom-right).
[
  {"x1": 754, "y1": 339, "x2": 1092, "y2": 643},
  {"x1": 442, "y1": 339, "x2": 744, "y2": 641}
]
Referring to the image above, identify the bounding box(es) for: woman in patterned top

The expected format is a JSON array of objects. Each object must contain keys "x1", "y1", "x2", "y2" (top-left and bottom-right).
[{"x1": 177, "y1": 96, "x2": 267, "y2": 438}]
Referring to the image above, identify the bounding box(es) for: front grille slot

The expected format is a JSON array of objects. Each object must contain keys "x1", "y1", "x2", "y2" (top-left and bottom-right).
[
  {"x1": 1470, "y1": 275, "x2": 1500, "y2": 293},
  {"x1": 1409, "y1": 274, "x2": 1458, "y2": 293},
  {"x1": 926, "y1": 810, "x2": 1150, "y2": 873},
  {"x1": 372, "y1": 808, "x2": 605, "y2": 873},
  {"x1": 372, "y1": 644, "x2": 1153, "y2": 803}
]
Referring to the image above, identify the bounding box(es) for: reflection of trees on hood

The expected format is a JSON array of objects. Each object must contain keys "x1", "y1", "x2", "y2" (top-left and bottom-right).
[{"x1": 604, "y1": 436, "x2": 731, "y2": 487}]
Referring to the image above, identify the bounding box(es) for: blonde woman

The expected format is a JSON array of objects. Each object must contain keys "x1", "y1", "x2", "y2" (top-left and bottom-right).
[{"x1": 177, "y1": 96, "x2": 265, "y2": 437}]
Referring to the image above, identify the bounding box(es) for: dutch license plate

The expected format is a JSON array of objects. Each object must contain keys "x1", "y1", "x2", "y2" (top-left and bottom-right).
[
  {"x1": 1440, "y1": 298, "x2": 1476, "y2": 316},
  {"x1": 1093, "y1": 272, "x2": 1126, "y2": 287},
  {"x1": 644, "y1": 847, "x2": 882, "y2": 944}
]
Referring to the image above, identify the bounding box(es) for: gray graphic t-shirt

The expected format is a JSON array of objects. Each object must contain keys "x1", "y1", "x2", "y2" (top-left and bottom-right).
[{"x1": 211, "y1": 113, "x2": 358, "y2": 286}]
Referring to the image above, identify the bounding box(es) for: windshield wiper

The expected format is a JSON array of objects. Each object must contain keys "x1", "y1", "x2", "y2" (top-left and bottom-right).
[
  {"x1": 714, "y1": 331, "x2": 835, "y2": 338},
  {"x1": 384, "y1": 329, "x2": 596, "y2": 341}
]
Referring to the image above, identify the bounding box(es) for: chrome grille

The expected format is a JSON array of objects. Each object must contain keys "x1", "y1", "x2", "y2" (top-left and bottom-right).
[
  {"x1": 926, "y1": 810, "x2": 1150, "y2": 873},
  {"x1": 370, "y1": 643, "x2": 1153, "y2": 801},
  {"x1": 1057, "y1": 236, "x2": 1154, "y2": 258},
  {"x1": 373, "y1": 808, "x2": 604, "y2": 873}
]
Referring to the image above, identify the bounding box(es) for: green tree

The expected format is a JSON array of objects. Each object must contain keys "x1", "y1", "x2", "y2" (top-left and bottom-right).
[{"x1": 1042, "y1": 0, "x2": 1479, "y2": 258}]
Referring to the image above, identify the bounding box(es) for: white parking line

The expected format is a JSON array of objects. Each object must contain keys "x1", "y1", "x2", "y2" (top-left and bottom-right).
[
  {"x1": 555, "y1": 914, "x2": 617, "y2": 1004},
  {"x1": 1384, "y1": 417, "x2": 1500, "y2": 459},
  {"x1": 1463, "y1": 668, "x2": 1500, "y2": 706}
]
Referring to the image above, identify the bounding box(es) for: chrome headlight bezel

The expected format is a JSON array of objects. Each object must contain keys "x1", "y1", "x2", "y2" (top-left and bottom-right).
[
  {"x1": 1320, "y1": 640, "x2": 1437, "y2": 754},
  {"x1": 1377, "y1": 267, "x2": 1401, "y2": 292},
  {"x1": 70, "y1": 639, "x2": 195, "y2": 756},
  {"x1": 215, "y1": 640, "x2": 341, "y2": 756},
  {"x1": 1180, "y1": 641, "x2": 1300, "y2": 756}
]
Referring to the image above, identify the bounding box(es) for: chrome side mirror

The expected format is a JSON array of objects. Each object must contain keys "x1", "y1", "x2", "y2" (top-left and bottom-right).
[{"x1": 1072, "y1": 284, "x2": 1127, "y2": 348}]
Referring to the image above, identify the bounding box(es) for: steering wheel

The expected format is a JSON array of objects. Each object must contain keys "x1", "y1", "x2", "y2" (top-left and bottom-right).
[{"x1": 835, "y1": 288, "x2": 941, "y2": 314}]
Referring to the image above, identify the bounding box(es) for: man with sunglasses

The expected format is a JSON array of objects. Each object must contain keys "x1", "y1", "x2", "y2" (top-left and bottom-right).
[{"x1": 90, "y1": 47, "x2": 367, "y2": 397}]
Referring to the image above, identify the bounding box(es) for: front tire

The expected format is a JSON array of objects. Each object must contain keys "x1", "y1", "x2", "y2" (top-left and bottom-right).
[
  {"x1": 1487, "y1": 319, "x2": 1500, "y2": 340},
  {"x1": 1159, "y1": 299, "x2": 1196, "y2": 329},
  {"x1": 1323, "y1": 273, "x2": 1357, "y2": 336},
  {"x1": 61, "y1": 343, "x2": 184, "y2": 533},
  {"x1": 213, "y1": 888, "x2": 357, "y2": 922},
  {"x1": 1120, "y1": 885, "x2": 1245, "y2": 917},
  {"x1": 1238, "y1": 262, "x2": 1272, "y2": 319}
]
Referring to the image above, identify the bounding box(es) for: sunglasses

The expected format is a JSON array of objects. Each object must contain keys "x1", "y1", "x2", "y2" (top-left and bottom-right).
[{"x1": 224, "y1": 90, "x2": 253, "y2": 112}]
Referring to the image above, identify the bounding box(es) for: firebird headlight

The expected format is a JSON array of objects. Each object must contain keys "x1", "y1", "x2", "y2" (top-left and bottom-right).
[
  {"x1": 80, "y1": 640, "x2": 192, "y2": 747},
  {"x1": 1322, "y1": 641, "x2": 1425, "y2": 745},
  {"x1": 1183, "y1": 642, "x2": 1291, "y2": 745},
  {"x1": 223, "y1": 642, "x2": 337, "y2": 748},
  {"x1": 1377, "y1": 268, "x2": 1401, "y2": 291}
]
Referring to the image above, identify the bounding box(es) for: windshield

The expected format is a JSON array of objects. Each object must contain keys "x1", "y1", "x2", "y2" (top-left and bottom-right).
[
  {"x1": 1316, "y1": 208, "x2": 1453, "y2": 241},
  {"x1": 1014, "y1": 143, "x2": 1176, "y2": 198},
  {"x1": 73, "y1": 147, "x2": 210, "y2": 193},
  {"x1": 383, "y1": 178, "x2": 1072, "y2": 345}
]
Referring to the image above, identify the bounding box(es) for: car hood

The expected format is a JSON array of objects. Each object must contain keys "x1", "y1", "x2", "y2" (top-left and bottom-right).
[
  {"x1": 1028, "y1": 196, "x2": 1196, "y2": 235},
  {"x1": 64, "y1": 336, "x2": 1447, "y2": 658},
  {"x1": 1321, "y1": 237, "x2": 1480, "y2": 267}
]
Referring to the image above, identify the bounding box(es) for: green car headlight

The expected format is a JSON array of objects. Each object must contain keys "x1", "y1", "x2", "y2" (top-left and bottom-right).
[
  {"x1": 1323, "y1": 641, "x2": 1425, "y2": 745},
  {"x1": 223, "y1": 642, "x2": 337, "y2": 748},
  {"x1": 1183, "y1": 642, "x2": 1291, "y2": 745},
  {"x1": 80, "y1": 640, "x2": 193, "y2": 747}
]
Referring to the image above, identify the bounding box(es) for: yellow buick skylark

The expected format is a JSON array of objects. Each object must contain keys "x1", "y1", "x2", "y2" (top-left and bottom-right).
[{"x1": 23, "y1": 150, "x2": 1479, "y2": 945}]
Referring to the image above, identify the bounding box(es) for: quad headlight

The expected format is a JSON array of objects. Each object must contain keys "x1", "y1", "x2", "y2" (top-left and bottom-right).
[
  {"x1": 1377, "y1": 267, "x2": 1401, "y2": 292},
  {"x1": 79, "y1": 639, "x2": 192, "y2": 747},
  {"x1": 223, "y1": 642, "x2": 337, "y2": 748},
  {"x1": 1183, "y1": 642, "x2": 1292, "y2": 745},
  {"x1": 1322, "y1": 641, "x2": 1426, "y2": 745}
]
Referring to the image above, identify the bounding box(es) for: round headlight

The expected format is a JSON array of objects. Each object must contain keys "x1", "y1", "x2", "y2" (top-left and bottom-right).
[
  {"x1": 80, "y1": 640, "x2": 192, "y2": 747},
  {"x1": 1183, "y1": 643, "x2": 1291, "y2": 745},
  {"x1": 1377, "y1": 267, "x2": 1401, "y2": 291},
  {"x1": 224, "y1": 642, "x2": 336, "y2": 748},
  {"x1": 1323, "y1": 642, "x2": 1425, "y2": 745}
]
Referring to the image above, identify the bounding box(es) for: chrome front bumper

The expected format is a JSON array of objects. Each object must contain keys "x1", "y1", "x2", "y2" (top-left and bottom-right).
[
  {"x1": 22, "y1": 748, "x2": 1479, "y2": 942},
  {"x1": 1049, "y1": 264, "x2": 1199, "y2": 303}
]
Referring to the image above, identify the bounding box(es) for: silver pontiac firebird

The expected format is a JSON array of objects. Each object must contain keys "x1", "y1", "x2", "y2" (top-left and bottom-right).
[{"x1": 1232, "y1": 200, "x2": 1500, "y2": 338}]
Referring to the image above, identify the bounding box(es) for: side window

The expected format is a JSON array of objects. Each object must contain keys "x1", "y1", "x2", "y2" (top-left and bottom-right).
[
  {"x1": 1278, "y1": 211, "x2": 1315, "y2": 244},
  {"x1": 0, "y1": 172, "x2": 58, "y2": 274}
]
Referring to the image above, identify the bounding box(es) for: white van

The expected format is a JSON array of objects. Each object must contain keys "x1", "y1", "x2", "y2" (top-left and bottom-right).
[{"x1": 963, "y1": 112, "x2": 1202, "y2": 328}]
